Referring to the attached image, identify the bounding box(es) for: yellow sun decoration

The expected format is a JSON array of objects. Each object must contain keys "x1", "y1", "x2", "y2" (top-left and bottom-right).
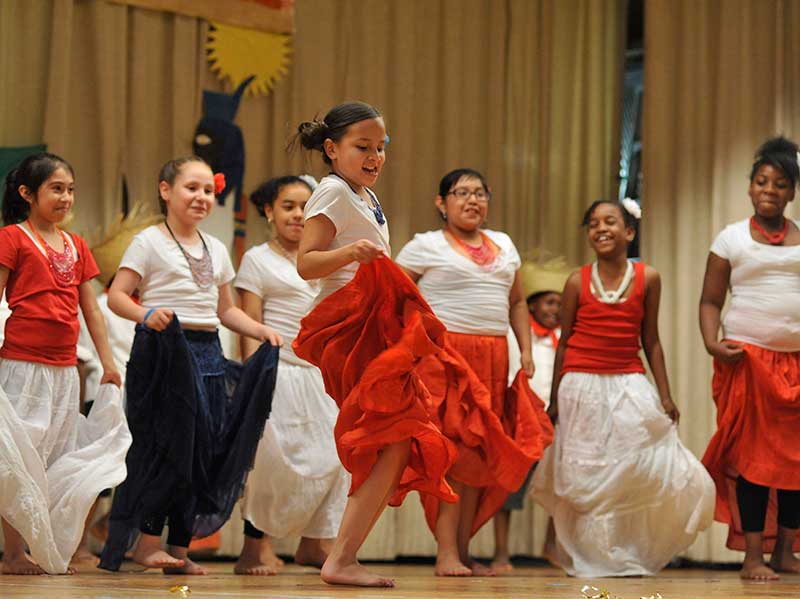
[{"x1": 206, "y1": 21, "x2": 292, "y2": 97}]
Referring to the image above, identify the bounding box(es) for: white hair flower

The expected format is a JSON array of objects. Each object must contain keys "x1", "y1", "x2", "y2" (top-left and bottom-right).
[
  {"x1": 299, "y1": 174, "x2": 318, "y2": 190},
  {"x1": 621, "y1": 197, "x2": 642, "y2": 220}
]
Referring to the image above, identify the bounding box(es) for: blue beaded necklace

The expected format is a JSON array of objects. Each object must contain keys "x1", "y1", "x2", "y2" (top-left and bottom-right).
[{"x1": 330, "y1": 173, "x2": 385, "y2": 225}]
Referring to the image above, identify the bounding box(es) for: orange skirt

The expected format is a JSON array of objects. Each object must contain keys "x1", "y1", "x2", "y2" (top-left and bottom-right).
[
  {"x1": 293, "y1": 258, "x2": 458, "y2": 507},
  {"x1": 701, "y1": 342, "x2": 800, "y2": 551},
  {"x1": 417, "y1": 332, "x2": 553, "y2": 536}
]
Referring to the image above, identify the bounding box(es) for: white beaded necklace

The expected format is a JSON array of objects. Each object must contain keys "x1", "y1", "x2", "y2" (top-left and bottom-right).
[{"x1": 590, "y1": 259, "x2": 634, "y2": 304}]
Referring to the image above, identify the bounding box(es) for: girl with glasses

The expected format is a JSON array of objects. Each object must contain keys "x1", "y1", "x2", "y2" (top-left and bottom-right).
[{"x1": 397, "y1": 168, "x2": 551, "y2": 576}]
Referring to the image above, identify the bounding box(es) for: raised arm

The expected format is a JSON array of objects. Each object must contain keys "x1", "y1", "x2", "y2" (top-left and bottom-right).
[
  {"x1": 218, "y1": 283, "x2": 282, "y2": 346},
  {"x1": 108, "y1": 268, "x2": 173, "y2": 330},
  {"x1": 296, "y1": 215, "x2": 383, "y2": 281},
  {"x1": 699, "y1": 252, "x2": 744, "y2": 363},
  {"x1": 78, "y1": 283, "x2": 121, "y2": 387},
  {"x1": 640, "y1": 266, "x2": 678, "y2": 423},
  {"x1": 547, "y1": 271, "x2": 580, "y2": 423},
  {"x1": 0, "y1": 266, "x2": 8, "y2": 303},
  {"x1": 509, "y1": 270, "x2": 534, "y2": 377},
  {"x1": 238, "y1": 288, "x2": 267, "y2": 359}
]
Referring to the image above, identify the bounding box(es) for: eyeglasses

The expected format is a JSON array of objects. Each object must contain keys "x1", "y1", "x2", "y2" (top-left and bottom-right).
[{"x1": 446, "y1": 188, "x2": 491, "y2": 202}]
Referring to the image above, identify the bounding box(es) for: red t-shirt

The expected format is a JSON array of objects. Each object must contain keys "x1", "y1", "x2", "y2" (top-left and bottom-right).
[
  {"x1": 561, "y1": 261, "x2": 646, "y2": 375},
  {"x1": 0, "y1": 224, "x2": 99, "y2": 366}
]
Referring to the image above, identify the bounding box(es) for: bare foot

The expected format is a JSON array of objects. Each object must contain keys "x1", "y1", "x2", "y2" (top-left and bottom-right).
[
  {"x1": 90, "y1": 514, "x2": 110, "y2": 544},
  {"x1": 259, "y1": 543, "x2": 285, "y2": 570},
  {"x1": 467, "y1": 559, "x2": 496, "y2": 577},
  {"x1": 769, "y1": 552, "x2": 800, "y2": 574},
  {"x1": 321, "y1": 558, "x2": 395, "y2": 587},
  {"x1": 131, "y1": 545, "x2": 185, "y2": 570},
  {"x1": 542, "y1": 541, "x2": 560, "y2": 567},
  {"x1": 2, "y1": 553, "x2": 45, "y2": 575},
  {"x1": 490, "y1": 556, "x2": 514, "y2": 575},
  {"x1": 740, "y1": 559, "x2": 779, "y2": 580},
  {"x1": 163, "y1": 556, "x2": 207, "y2": 575},
  {"x1": 234, "y1": 554, "x2": 279, "y2": 576},
  {"x1": 70, "y1": 547, "x2": 99, "y2": 570},
  {"x1": 435, "y1": 553, "x2": 472, "y2": 577},
  {"x1": 295, "y1": 538, "x2": 330, "y2": 569}
]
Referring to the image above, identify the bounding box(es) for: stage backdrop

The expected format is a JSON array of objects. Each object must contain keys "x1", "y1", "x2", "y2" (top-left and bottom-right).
[
  {"x1": 1, "y1": 0, "x2": 629, "y2": 561},
  {"x1": 642, "y1": 0, "x2": 800, "y2": 563}
]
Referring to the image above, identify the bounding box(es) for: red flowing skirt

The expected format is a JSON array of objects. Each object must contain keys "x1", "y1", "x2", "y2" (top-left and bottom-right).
[
  {"x1": 701, "y1": 342, "x2": 800, "y2": 551},
  {"x1": 293, "y1": 258, "x2": 458, "y2": 507},
  {"x1": 417, "y1": 332, "x2": 553, "y2": 536}
]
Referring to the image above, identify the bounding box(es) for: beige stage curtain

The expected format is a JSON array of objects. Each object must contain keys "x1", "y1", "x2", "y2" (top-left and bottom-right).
[
  {"x1": 0, "y1": 0, "x2": 205, "y2": 236},
  {"x1": 643, "y1": 0, "x2": 800, "y2": 563},
  {"x1": 0, "y1": 0, "x2": 624, "y2": 560}
]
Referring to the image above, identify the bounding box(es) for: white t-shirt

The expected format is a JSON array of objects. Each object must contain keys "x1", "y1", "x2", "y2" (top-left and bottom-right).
[
  {"x1": 710, "y1": 218, "x2": 800, "y2": 351},
  {"x1": 396, "y1": 229, "x2": 521, "y2": 335},
  {"x1": 506, "y1": 325, "x2": 559, "y2": 406},
  {"x1": 119, "y1": 225, "x2": 235, "y2": 327},
  {"x1": 304, "y1": 175, "x2": 390, "y2": 303},
  {"x1": 235, "y1": 243, "x2": 317, "y2": 366}
]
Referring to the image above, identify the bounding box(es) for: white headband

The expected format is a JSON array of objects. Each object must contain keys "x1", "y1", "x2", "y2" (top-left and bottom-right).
[
  {"x1": 621, "y1": 197, "x2": 642, "y2": 220},
  {"x1": 299, "y1": 174, "x2": 318, "y2": 190}
]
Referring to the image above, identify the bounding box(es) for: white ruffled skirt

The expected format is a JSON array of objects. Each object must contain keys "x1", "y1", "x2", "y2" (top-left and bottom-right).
[
  {"x1": 531, "y1": 372, "x2": 714, "y2": 577},
  {"x1": 0, "y1": 359, "x2": 131, "y2": 573},
  {"x1": 241, "y1": 359, "x2": 348, "y2": 539}
]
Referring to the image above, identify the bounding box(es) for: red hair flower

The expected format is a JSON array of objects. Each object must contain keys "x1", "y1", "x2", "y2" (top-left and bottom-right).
[{"x1": 214, "y1": 173, "x2": 226, "y2": 195}]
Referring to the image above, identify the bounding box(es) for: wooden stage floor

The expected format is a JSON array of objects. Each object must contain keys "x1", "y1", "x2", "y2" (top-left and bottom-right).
[{"x1": 2, "y1": 562, "x2": 800, "y2": 598}]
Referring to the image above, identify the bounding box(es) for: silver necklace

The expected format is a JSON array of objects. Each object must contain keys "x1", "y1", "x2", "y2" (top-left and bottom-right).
[
  {"x1": 270, "y1": 238, "x2": 297, "y2": 264},
  {"x1": 590, "y1": 260, "x2": 634, "y2": 303}
]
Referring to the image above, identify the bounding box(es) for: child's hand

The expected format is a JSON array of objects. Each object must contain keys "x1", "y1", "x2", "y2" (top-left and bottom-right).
[
  {"x1": 706, "y1": 340, "x2": 744, "y2": 363},
  {"x1": 349, "y1": 239, "x2": 384, "y2": 264},
  {"x1": 143, "y1": 308, "x2": 174, "y2": 331},
  {"x1": 661, "y1": 396, "x2": 680, "y2": 424},
  {"x1": 257, "y1": 325, "x2": 283, "y2": 346},
  {"x1": 521, "y1": 351, "x2": 535, "y2": 378},
  {"x1": 100, "y1": 368, "x2": 122, "y2": 388}
]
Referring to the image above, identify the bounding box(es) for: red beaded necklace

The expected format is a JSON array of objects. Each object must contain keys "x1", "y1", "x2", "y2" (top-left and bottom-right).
[
  {"x1": 26, "y1": 220, "x2": 78, "y2": 286},
  {"x1": 446, "y1": 227, "x2": 499, "y2": 271},
  {"x1": 750, "y1": 216, "x2": 789, "y2": 245}
]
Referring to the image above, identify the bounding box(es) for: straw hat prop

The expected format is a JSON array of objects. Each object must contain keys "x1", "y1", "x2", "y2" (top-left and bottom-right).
[
  {"x1": 519, "y1": 255, "x2": 574, "y2": 300},
  {"x1": 90, "y1": 201, "x2": 162, "y2": 286}
]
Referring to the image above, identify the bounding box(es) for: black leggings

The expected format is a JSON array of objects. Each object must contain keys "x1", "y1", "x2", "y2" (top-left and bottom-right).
[
  {"x1": 243, "y1": 520, "x2": 264, "y2": 540},
  {"x1": 736, "y1": 475, "x2": 800, "y2": 532},
  {"x1": 140, "y1": 512, "x2": 193, "y2": 548}
]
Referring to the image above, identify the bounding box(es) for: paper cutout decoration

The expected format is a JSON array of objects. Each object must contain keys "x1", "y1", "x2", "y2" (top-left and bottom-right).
[
  {"x1": 206, "y1": 21, "x2": 292, "y2": 97},
  {"x1": 192, "y1": 77, "x2": 254, "y2": 208}
]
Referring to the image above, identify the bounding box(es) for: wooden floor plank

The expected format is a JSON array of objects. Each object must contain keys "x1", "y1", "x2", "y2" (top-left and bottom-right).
[{"x1": 1, "y1": 563, "x2": 799, "y2": 598}]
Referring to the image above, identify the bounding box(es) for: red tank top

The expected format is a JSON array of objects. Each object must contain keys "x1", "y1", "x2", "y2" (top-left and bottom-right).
[{"x1": 561, "y1": 261, "x2": 646, "y2": 375}]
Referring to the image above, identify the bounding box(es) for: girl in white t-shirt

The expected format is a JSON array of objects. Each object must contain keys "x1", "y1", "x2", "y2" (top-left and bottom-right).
[
  {"x1": 99, "y1": 157, "x2": 282, "y2": 575},
  {"x1": 235, "y1": 175, "x2": 349, "y2": 575},
  {"x1": 700, "y1": 136, "x2": 800, "y2": 580},
  {"x1": 396, "y1": 168, "x2": 549, "y2": 577},
  {"x1": 292, "y1": 102, "x2": 457, "y2": 587}
]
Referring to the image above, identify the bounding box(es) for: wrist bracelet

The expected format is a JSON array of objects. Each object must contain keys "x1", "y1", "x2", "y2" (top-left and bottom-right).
[{"x1": 142, "y1": 307, "x2": 155, "y2": 326}]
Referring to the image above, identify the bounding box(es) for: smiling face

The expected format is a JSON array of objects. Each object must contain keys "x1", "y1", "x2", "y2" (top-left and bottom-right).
[
  {"x1": 585, "y1": 202, "x2": 634, "y2": 257},
  {"x1": 749, "y1": 164, "x2": 795, "y2": 219},
  {"x1": 265, "y1": 182, "x2": 311, "y2": 245},
  {"x1": 324, "y1": 117, "x2": 387, "y2": 190},
  {"x1": 21, "y1": 166, "x2": 75, "y2": 225},
  {"x1": 529, "y1": 291, "x2": 562, "y2": 330},
  {"x1": 435, "y1": 175, "x2": 490, "y2": 232},
  {"x1": 159, "y1": 160, "x2": 215, "y2": 225}
]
